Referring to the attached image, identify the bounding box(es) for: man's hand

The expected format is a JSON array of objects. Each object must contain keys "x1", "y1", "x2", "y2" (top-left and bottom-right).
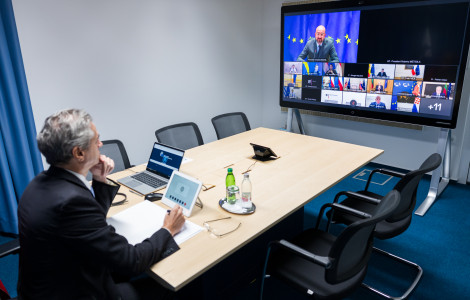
[
  {"x1": 90, "y1": 155, "x2": 114, "y2": 183},
  {"x1": 162, "y1": 205, "x2": 185, "y2": 236}
]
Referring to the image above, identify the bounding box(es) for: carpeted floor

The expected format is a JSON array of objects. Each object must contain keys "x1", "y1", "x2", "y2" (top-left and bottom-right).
[{"x1": 1, "y1": 163, "x2": 469, "y2": 299}]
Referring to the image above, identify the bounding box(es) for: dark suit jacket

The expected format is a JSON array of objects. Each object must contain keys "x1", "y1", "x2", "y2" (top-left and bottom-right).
[
  {"x1": 297, "y1": 38, "x2": 339, "y2": 63},
  {"x1": 18, "y1": 166, "x2": 179, "y2": 300},
  {"x1": 325, "y1": 69, "x2": 338, "y2": 76},
  {"x1": 375, "y1": 85, "x2": 384, "y2": 91}
]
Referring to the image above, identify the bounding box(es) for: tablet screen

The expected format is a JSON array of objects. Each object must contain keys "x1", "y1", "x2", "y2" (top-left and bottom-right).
[{"x1": 164, "y1": 172, "x2": 201, "y2": 211}]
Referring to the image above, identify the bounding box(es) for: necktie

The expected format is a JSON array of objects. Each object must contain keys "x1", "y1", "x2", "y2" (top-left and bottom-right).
[{"x1": 90, "y1": 186, "x2": 95, "y2": 198}]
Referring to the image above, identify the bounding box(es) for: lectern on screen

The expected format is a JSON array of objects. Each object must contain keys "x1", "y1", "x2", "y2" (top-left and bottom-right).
[{"x1": 280, "y1": 0, "x2": 470, "y2": 128}]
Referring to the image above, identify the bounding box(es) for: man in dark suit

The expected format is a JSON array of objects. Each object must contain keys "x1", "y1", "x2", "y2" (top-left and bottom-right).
[
  {"x1": 296, "y1": 25, "x2": 339, "y2": 63},
  {"x1": 377, "y1": 68, "x2": 387, "y2": 77},
  {"x1": 431, "y1": 86, "x2": 446, "y2": 98},
  {"x1": 369, "y1": 95, "x2": 387, "y2": 109},
  {"x1": 18, "y1": 109, "x2": 185, "y2": 300},
  {"x1": 375, "y1": 84, "x2": 384, "y2": 92}
]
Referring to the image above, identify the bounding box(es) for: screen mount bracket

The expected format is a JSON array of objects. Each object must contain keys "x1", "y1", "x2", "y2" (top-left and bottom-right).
[
  {"x1": 286, "y1": 108, "x2": 306, "y2": 135},
  {"x1": 415, "y1": 127, "x2": 451, "y2": 216}
]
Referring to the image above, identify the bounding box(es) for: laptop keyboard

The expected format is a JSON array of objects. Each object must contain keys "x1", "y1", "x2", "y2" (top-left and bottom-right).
[{"x1": 131, "y1": 172, "x2": 166, "y2": 188}]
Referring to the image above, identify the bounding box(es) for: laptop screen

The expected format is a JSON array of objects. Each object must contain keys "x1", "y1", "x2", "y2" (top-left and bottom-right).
[{"x1": 146, "y1": 143, "x2": 184, "y2": 178}]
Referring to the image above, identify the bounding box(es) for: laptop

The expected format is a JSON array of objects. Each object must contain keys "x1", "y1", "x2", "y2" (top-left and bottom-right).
[{"x1": 117, "y1": 142, "x2": 185, "y2": 195}]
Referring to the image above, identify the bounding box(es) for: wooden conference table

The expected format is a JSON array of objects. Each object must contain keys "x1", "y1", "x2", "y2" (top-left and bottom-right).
[{"x1": 107, "y1": 127, "x2": 383, "y2": 292}]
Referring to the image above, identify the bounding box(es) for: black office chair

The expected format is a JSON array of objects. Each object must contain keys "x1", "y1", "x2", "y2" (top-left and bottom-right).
[
  {"x1": 330, "y1": 153, "x2": 442, "y2": 299},
  {"x1": 87, "y1": 139, "x2": 132, "y2": 181},
  {"x1": 260, "y1": 190, "x2": 400, "y2": 300},
  {"x1": 155, "y1": 122, "x2": 204, "y2": 150},
  {"x1": 211, "y1": 112, "x2": 251, "y2": 140},
  {"x1": 0, "y1": 238, "x2": 19, "y2": 300}
]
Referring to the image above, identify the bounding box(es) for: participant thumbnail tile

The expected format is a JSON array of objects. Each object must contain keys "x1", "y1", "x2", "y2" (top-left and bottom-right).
[
  {"x1": 343, "y1": 78, "x2": 367, "y2": 93},
  {"x1": 422, "y1": 82, "x2": 453, "y2": 100},
  {"x1": 302, "y1": 62, "x2": 322, "y2": 76},
  {"x1": 284, "y1": 74, "x2": 302, "y2": 88},
  {"x1": 284, "y1": 62, "x2": 302, "y2": 75},
  {"x1": 366, "y1": 94, "x2": 392, "y2": 110},
  {"x1": 367, "y1": 79, "x2": 393, "y2": 95},
  {"x1": 321, "y1": 90, "x2": 343, "y2": 104},
  {"x1": 394, "y1": 64, "x2": 425, "y2": 80},
  {"x1": 323, "y1": 63, "x2": 344, "y2": 76},
  {"x1": 368, "y1": 64, "x2": 395, "y2": 79},
  {"x1": 322, "y1": 76, "x2": 344, "y2": 91},
  {"x1": 342, "y1": 92, "x2": 366, "y2": 107}
]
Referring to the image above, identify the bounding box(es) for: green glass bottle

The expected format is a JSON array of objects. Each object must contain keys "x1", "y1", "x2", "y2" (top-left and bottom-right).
[{"x1": 226, "y1": 168, "x2": 236, "y2": 203}]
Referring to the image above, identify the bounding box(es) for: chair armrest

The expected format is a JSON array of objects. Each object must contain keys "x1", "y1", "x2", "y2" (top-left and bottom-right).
[
  {"x1": 272, "y1": 240, "x2": 332, "y2": 269},
  {"x1": 333, "y1": 191, "x2": 381, "y2": 204},
  {"x1": 0, "y1": 238, "x2": 20, "y2": 259},
  {"x1": 376, "y1": 169, "x2": 406, "y2": 178},
  {"x1": 328, "y1": 203, "x2": 372, "y2": 219},
  {"x1": 316, "y1": 201, "x2": 372, "y2": 230},
  {"x1": 364, "y1": 168, "x2": 406, "y2": 191}
]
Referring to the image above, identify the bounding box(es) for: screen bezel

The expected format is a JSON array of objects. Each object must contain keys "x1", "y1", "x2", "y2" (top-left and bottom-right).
[{"x1": 280, "y1": 0, "x2": 470, "y2": 129}]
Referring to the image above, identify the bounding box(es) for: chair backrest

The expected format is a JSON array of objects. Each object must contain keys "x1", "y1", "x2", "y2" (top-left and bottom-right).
[
  {"x1": 390, "y1": 153, "x2": 441, "y2": 222},
  {"x1": 326, "y1": 190, "x2": 400, "y2": 284},
  {"x1": 155, "y1": 122, "x2": 203, "y2": 150},
  {"x1": 87, "y1": 139, "x2": 131, "y2": 180},
  {"x1": 211, "y1": 112, "x2": 251, "y2": 140}
]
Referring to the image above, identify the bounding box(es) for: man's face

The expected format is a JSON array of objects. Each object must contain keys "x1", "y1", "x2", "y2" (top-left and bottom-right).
[
  {"x1": 436, "y1": 86, "x2": 442, "y2": 94},
  {"x1": 315, "y1": 27, "x2": 325, "y2": 44},
  {"x1": 83, "y1": 122, "x2": 103, "y2": 169},
  {"x1": 376, "y1": 97, "x2": 381, "y2": 103}
]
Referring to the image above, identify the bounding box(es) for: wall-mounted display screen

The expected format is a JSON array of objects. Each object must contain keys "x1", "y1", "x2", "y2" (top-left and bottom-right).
[{"x1": 280, "y1": 0, "x2": 470, "y2": 128}]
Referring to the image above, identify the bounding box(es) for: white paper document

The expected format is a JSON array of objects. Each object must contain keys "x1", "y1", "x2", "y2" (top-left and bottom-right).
[{"x1": 107, "y1": 200, "x2": 203, "y2": 245}]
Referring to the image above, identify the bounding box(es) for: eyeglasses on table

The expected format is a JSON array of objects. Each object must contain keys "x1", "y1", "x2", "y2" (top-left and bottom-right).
[{"x1": 203, "y1": 216, "x2": 241, "y2": 238}]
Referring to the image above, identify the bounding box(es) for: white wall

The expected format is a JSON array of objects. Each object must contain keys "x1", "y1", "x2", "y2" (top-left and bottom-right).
[
  {"x1": 13, "y1": 0, "x2": 263, "y2": 165},
  {"x1": 261, "y1": 0, "x2": 470, "y2": 182}
]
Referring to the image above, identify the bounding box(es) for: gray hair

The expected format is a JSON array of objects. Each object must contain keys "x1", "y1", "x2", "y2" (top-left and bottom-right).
[{"x1": 37, "y1": 109, "x2": 94, "y2": 165}]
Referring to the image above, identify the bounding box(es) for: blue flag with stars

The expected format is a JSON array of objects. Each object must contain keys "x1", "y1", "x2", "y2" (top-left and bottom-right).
[
  {"x1": 391, "y1": 96, "x2": 398, "y2": 110},
  {"x1": 284, "y1": 11, "x2": 361, "y2": 62}
]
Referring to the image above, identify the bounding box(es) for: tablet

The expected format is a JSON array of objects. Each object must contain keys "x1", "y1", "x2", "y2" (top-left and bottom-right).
[
  {"x1": 250, "y1": 143, "x2": 278, "y2": 161},
  {"x1": 162, "y1": 171, "x2": 202, "y2": 217}
]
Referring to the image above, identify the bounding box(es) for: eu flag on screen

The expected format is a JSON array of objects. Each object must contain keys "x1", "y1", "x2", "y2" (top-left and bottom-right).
[
  {"x1": 370, "y1": 64, "x2": 375, "y2": 77},
  {"x1": 284, "y1": 11, "x2": 361, "y2": 63},
  {"x1": 283, "y1": 87, "x2": 290, "y2": 98},
  {"x1": 391, "y1": 96, "x2": 397, "y2": 110},
  {"x1": 415, "y1": 65, "x2": 420, "y2": 76}
]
